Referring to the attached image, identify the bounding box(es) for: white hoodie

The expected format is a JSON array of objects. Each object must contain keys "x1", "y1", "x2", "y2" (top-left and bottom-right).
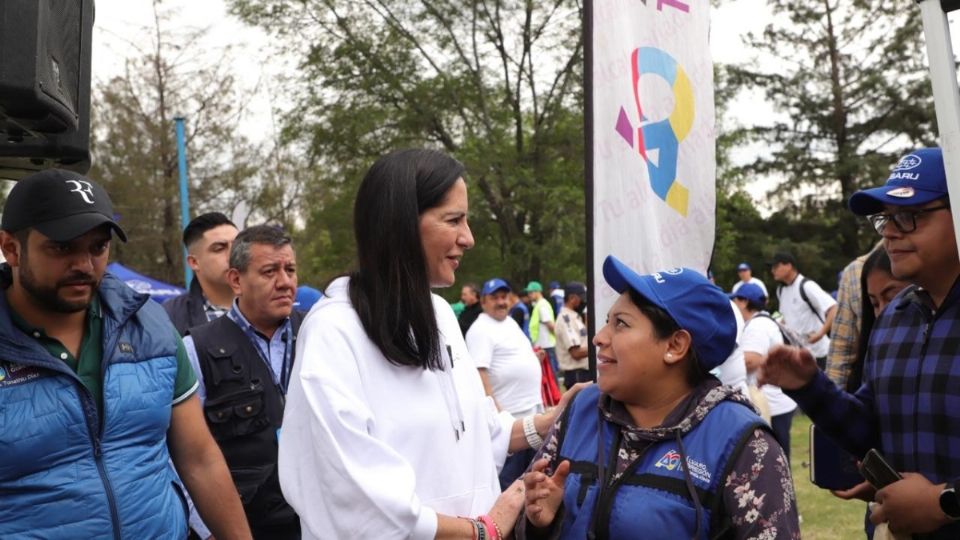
[{"x1": 279, "y1": 277, "x2": 514, "y2": 540}]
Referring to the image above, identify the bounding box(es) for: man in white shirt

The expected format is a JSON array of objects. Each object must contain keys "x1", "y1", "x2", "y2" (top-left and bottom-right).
[
  {"x1": 466, "y1": 278, "x2": 544, "y2": 489},
  {"x1": 731, "y1": 262, "x2": 769, "y2": 298},
  {"x1": 769, "y1": 252, "x2": 838, "y2": 370}
]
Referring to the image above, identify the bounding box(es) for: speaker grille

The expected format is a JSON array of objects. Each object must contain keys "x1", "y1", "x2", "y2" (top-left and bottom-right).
[
  {"x1": 39, "y1": 0, "x2": 82, "y2": 117},
  {"x1": 0, "y1": 0, "x2": 85, "y2": 132}
]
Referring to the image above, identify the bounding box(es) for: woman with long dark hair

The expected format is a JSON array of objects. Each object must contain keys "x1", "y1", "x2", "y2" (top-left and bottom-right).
[{"x1": 278, "y1": 149, "x2": 583, "y2": 540}]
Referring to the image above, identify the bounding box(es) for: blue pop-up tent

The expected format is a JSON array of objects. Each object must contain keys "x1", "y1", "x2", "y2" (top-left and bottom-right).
[{"x1": 107, "y1": 262, "x2": 185, "y2": 304}]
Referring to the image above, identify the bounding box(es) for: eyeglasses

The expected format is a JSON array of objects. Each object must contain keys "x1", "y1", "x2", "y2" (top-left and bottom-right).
[{"x1": 867, "y1": 204, "x2": 951, "y2": 234}]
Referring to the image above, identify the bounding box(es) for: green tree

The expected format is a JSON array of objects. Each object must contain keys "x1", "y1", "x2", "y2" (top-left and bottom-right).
[
  {"x1": 229, "y1": 0, "x2": 586, "y2": 292},
  {"x1": 90, "y1": 1, "x2": 303, "y2": 285},
  {"x1": 727, "y1": 0, "x2": 937, "y2": 261}
]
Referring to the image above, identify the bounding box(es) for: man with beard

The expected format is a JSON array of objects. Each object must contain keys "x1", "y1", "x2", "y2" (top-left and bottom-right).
[
  {"x1": 183, "y1": 225, "x2": 304, "y2": 539},
  {"x1": 0, "y1": 170, "x2": 250, "y2": 538},
  {"x1": 554, "y1": 282, "x2": 591, "y2": 389},
  {"x1": 164, "y1": 212, "x2": 239, "y2": 336}
]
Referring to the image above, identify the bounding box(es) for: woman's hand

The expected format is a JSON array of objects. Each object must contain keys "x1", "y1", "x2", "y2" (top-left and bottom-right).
[
  {"x1": 537, "y1": 382, "x2": 592, "y2": 434},
  {"x1": 524, "y1": 458, "x2": 570, "y2": 528},
  {"x1": 557, "y1": 382, "x2": 591, "y2": 411},
  {"x1": 489, "y1": 479, "x2": 525, "y2": 537}
]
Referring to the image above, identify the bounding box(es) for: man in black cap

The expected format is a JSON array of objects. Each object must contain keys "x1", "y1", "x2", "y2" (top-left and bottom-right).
[
  {"x1": 554, "y1": 281, "x2": 591, "y2": 389},
  {"x1": 769, "y1": 251, "x2": 837, "y2": 370},
  {"x1": 0, "y1": 169, "x2": 250, "y2": 538}
]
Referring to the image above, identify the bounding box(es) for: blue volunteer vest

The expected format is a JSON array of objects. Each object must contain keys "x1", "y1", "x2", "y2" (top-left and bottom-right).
[
  {"x1": 0, "y1": 273, "x2": 189, "y2": 539},
  {"x1": 556, "y1": 385, "x2": 764, "y2": 540}
]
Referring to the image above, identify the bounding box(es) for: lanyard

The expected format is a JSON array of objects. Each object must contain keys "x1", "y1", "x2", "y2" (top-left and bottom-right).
[{"x1": 227, "y1": 305, "x2": 294, "y2": 394}]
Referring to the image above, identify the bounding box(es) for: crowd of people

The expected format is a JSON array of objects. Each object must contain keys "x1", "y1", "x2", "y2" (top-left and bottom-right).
[{"x1": 0, "y1": 145, "x2": 957, "y2": 540}]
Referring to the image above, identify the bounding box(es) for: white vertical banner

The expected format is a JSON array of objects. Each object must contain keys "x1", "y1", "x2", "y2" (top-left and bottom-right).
[{"x1": 589, "y1": 0, "x2": 716, "y2": 320}]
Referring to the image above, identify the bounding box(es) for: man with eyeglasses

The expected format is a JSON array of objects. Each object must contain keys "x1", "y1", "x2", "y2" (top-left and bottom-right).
[{"x1": 762, "y1": 147, "x2": 960, "y2": 538}]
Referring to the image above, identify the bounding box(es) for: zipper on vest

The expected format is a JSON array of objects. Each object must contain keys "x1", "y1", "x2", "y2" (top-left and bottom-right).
[
  {"x1": 94, "y1": 444, "x2": 123, "y2": 540},
  {"x1": 78, "y1": 384, "x2": 122, "y2": 540}
]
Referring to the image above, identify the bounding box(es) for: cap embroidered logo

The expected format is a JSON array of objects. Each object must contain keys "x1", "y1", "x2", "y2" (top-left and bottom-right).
[
  {"x1": 65, "y1": 180, "x2": 95, "y2": 204},
  {"x1": 893, "y1": 154, "x2": 921, "y2": 171}
]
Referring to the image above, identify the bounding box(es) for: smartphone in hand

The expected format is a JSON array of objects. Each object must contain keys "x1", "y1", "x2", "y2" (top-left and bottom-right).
[{"x1": 859, "y1": 448, "x2": 902, "y2": 489}]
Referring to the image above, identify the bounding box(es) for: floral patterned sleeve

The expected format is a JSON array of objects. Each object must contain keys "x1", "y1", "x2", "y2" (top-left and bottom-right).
[{"x1": 723, "y1": 428, "x2": 801, "y2": 540}]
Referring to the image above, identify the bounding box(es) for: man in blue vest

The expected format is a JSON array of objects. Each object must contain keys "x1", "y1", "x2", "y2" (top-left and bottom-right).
[
  {"x1": 184, "y1": 225, "x2": 303, "y2": 539},
  {"x1": 0, "y1": 169, "x2": 250, "y2": 538}
]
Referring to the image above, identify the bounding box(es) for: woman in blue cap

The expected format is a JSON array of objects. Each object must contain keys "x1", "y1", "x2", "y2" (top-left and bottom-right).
[{"x1": 519, "y1": 256, "x2": 800, "y2": 539}]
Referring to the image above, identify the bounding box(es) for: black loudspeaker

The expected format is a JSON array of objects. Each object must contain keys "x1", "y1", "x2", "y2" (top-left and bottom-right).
[{"x1": 0, "y1": 0, "x2": 94, "y2": 179}]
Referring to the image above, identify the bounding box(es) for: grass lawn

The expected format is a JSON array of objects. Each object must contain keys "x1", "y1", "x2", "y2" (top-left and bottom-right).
[{"x1": 790, "y1": 413, "x2": 867, "y2": 539}]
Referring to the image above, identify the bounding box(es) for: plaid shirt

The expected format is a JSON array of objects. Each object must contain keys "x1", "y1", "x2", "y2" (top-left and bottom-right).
[
  {"x1": 791, "y1": 279, "x2": 960, "y2": 538},
  {"x1": 825, "y1": 257, "x2": 864, "y2": 388}
]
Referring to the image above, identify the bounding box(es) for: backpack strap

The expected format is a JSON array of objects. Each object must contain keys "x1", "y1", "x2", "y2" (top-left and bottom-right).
[
  {"x1": 750, "y1": 313, "x2": 793, "y2": 347},
  {"x1": 797, "y1": 277, "x2": 824, "y2": 323}
]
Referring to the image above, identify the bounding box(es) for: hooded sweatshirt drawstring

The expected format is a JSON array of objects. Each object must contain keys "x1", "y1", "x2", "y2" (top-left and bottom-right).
[{"x1": 438, "y1": 342, "x2": 466, "y2": 440}]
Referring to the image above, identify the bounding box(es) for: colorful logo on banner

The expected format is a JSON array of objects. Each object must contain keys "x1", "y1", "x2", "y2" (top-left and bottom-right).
[{"x1": 615, "y1": 47, "x2": 694, "y2": 216}]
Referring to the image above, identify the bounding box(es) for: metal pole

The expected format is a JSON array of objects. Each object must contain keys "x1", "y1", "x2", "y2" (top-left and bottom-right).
[
  {"x1": 584, "y1": 0, "x2": 597, "y2": 381},
  {"x1": 175, "y1": 116, "x2": 193, "y2": 288},
  {"x1": 918, "y1": 0, "x2": 960, "y2": 249}
]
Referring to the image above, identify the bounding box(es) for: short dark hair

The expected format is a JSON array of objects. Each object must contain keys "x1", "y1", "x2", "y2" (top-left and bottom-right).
[
  {"x1": 462, "y1": 283, "x2": 480, "y2": 300},
  {"x1": 627, "y1": 288, "x2": 705, "y2": 386},
  {"x1": 229, "y1": 224, "x2": 292, "y2": 272},
  {"x1": 183, "y1": 212, "x2": 235, "y2": 249},
  {"x1": 349, "y1": 149, "x2": 466, "y2": 371},
  {"x1": 739, "y1": 298, "x2": 765, "y2": 313}
]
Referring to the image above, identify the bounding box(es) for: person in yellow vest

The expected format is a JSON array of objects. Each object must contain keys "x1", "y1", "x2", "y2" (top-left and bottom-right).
[{"x1": 527, "y1": 281, "x2": 559, "y2": 383}]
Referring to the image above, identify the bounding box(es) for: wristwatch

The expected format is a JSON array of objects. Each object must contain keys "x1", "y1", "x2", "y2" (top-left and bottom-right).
[{"x1": 939, "y1": 480, "x2": 960, "y2": 521}]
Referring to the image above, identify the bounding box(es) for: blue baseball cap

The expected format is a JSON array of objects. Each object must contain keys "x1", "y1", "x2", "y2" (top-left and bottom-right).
[
  {"x1": 848, "y1": 148, "x2": 949, "y2": 215},
  {"x1": 736, "y1": 262, "x2": 750, "y2": 271},
  {"x1": 481, "y1": 278, "x2": 510, "y2": 296},
  {"x1": 294, "y1": 285, "x2": 324, "y2": 310},
  {"x1": 602, "y1": 255, "x2": 737, "y2": 371},
  {"x1": 729, "y1": 283, "x2": 766, "y2": 306}
]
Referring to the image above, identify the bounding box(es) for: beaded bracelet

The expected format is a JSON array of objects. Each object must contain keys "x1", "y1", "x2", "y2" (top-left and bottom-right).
[
  {"x1": 477, "y1": 514, "x2": 502, "y2": 540},
  {"x1": 522, "y1": 414, "x2": 544, "y2": 450}
]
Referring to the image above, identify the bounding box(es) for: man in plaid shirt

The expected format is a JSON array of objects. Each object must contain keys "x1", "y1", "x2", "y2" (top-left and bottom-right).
[{"x1": 763, "y1": 147, "x2": 960, "y2": 538}]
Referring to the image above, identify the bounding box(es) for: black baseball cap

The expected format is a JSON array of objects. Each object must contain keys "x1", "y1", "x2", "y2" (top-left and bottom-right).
[
  {"x1": 2, "y1": 169, "x2": 127, "y2": 242},
  {"x1": 566, "y1": 281, "x2": 587, "y2": 297},
  {"x1": 766, "y1": 252, "x2": 796, "y2": 267}
]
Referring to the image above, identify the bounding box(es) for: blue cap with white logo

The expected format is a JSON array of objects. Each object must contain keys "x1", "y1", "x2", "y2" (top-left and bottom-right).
[
  {"x1": 736, "y1": 262, "x2": 750, "y2": 271},
  {"x1": 602, "y1": 255, "x2": 737, "y2": 371},
  {"x1": 848, "y1": 147, "x2": 949, "y2": 216},
  {"x1": 729, "y1": 282, "x2": 766, "y2": 306},
  {"x1": 481, "y1": 278, "x2": 510, "y2": 296}
]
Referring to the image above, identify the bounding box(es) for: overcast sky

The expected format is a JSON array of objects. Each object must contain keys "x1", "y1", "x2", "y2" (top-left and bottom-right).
[{"x1": 89, "y1": 0, "x2": 960, "y2": 203}]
